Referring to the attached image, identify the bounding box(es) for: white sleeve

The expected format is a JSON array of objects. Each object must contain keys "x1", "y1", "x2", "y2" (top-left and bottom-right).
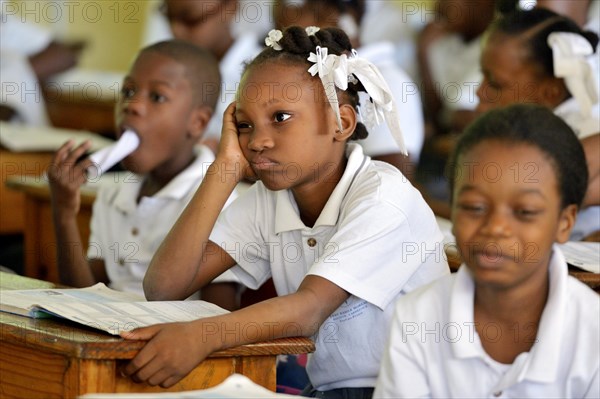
[{"x1": 209, "y1": 184, "x2": 272, "y2": 289}]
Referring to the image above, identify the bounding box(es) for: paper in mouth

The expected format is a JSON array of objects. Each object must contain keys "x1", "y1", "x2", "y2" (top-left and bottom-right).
[{"x1": 87, "y1": 129, "x2": 139, "y2": 178}]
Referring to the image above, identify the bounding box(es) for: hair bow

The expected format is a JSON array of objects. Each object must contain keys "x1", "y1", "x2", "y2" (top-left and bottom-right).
[
  {"x1": 307, "y1": 47, "x2": 407, "y2": 155},
  {"x1": 548, "y1": 32, "x2": 598, "y2": 118},
  {"x1": 265, "y1": 29, "x2": 283, "y2": 51}
]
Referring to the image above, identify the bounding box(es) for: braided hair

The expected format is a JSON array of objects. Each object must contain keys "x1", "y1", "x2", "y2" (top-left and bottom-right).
[{"x1": 243, "y1": 26, "x2": 369, "y2": 141}]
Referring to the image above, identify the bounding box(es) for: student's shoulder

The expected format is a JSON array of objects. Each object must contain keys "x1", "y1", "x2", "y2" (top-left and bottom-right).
[
  {"x1": 395, "y1": 272, "x2": 456, "y2": 317},
  {"x1": 567, "y1": 276, "x2": 600, "y2": 322}
]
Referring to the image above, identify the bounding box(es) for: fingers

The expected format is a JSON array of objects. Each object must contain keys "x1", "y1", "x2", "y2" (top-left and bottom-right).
[
  {"x1": 48, "y1": 140, "x2": 93, "y2": 186},
  {"x1": 120, "y1": 325, "x2": 159, "y2": 341}
]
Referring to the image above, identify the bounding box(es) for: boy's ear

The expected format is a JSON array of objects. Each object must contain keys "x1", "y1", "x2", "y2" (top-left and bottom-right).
[
  {"x1": 333, "y1": 104, "x2": 357, "y2": 142},
  {"x1": 555, "y1": 204, "x2": 578, "y2": 243},
  {"x1": 187, "y1": 105, "x2": 213, "y2": 141}
]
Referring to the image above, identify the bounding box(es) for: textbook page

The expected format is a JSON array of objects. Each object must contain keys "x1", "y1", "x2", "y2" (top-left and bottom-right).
[
  {"x1": 79, "y1": 374, "x2": 296, "y2": 398},
  {"x1": 557, "y1": 242, "x2": 600, "y2": 273},
  {"x1": 0, "y1": 283, "x2": 229, "y2": 335}
]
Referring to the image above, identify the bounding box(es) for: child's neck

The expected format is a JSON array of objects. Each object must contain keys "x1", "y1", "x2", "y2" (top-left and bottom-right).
[
  {"x1": 473, "y1": 270, "x2": 550, "y2": 364},
  {"x1": 137, "y1": 155, "x2": 196, "y2": 201},
  {"x1": 293, "y1": 158, "x2": 347, "y2": 228}
]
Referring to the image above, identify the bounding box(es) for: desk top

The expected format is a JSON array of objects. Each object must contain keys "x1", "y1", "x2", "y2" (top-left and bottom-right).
[{"x1": 0, "y1": 272, "x2": 315, "y2": 360}]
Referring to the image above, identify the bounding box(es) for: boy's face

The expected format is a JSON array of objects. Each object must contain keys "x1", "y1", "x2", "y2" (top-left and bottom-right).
[
  {"x1": 450, "y1": 140, "x2": 575, "y2": 291},
  {"x1": 476, "y1": 35, "x2": 559, "y2": 112},
  {"x1": 234, "y1": 61, "x2": 343, "y2": 192},
  {"x1": 115, "y1": 51, "x2": 200, "y2": 175}
]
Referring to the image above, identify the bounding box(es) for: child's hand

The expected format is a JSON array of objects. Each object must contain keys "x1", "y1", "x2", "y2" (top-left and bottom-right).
[
  {"x1": 216, "y1": 102, "x2": 257, "y2": 182},
  {"x1": 120, "y1": 321, "x2": 215, "y2": 388},
  {"x1": 47, "y1": 140, "x2": 93, "y2": 217}
]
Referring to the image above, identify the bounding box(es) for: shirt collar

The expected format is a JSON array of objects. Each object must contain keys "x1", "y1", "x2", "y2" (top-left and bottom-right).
[
  {"x1": 274, "y1": 143, "x2": 368, "y2": 234},
  {"x1": 113, "y1": 145, "x2": 214, "y2": 213}
]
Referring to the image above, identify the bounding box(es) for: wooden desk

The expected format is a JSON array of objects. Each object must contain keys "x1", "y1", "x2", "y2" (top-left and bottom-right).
[
  {"x1": 0, "y1": 272, "x2": 315, "y2": 398},
  {"x1": 43, "y1": 82, "x2": 117, "y2": 137},
  {"x1": 5, "y1": 176, "x2": 94, "y2": 283},
  {"x1": 0, "y1": 149, "x2": 54, "y2": 235}
]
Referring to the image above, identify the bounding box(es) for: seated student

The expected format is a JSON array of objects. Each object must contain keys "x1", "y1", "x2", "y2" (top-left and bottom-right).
[
  {"x1": 374, "y1": 104, "x2": 600, "y2": 398},
  {"x1": 0, "y1": 0, "x2": 83, "y2": 125},
  {"x1": 47, "y1": 40, "x2": 239, "y2": 309},
  {"x1": 476, "y1": 7, "x2": 600, "y2": 239},
  {"x1": 159, "y1": 0, "x2": 264, "y2": 151},
  {"x1": 121, "y1": 27, "x2": 449, "y2": 396}
]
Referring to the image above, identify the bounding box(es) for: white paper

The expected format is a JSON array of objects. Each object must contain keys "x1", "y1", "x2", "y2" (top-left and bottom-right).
[
  {"x1": 87, "y1": 129, "x2": 139, "y2": 177},
  {"x1": 0, "y1": 283, "x2": 229, "y2": 335},
  {"x1": 557, "y1": 242, "x2": 600, "y2": 273},
  {"x1": 78, "y1": 374, "x2": 297, "y2": 398}
]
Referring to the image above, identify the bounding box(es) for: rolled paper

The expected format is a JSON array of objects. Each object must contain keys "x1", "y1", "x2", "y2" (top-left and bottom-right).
[{"x1": 87, "y1": 129, "x2": 139, "y2": 178}]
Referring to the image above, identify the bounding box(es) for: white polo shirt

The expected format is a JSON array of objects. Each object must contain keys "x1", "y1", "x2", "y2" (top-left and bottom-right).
[
  {"x1": 87, "y1": 145, "x2": 237, "y2": 297},
  {"x1": 210, "y1": 143, "x2": 449, "y2": 390},
  {"x1": 357, "y1": 42, "x2": 425, "y2": 162},
  {"x1": 374, "y1": 245, "x2": 600, "y2": 398}
]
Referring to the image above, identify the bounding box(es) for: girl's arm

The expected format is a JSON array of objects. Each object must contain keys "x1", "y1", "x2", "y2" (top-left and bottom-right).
[
  {"x1": 143, "y1": 103, "x2": 254, "y2": 300},
  {"x1": 123, "y1": 274, "x2": 350, "y2": 387}
]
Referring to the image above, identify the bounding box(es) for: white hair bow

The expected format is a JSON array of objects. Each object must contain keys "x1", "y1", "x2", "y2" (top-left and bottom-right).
[
  {"x1": 547, "y1": 32, "x2": 598, "y2": 118},
  {"x1": 307, "y1": 47, "x2": 407, "y2": 155}
]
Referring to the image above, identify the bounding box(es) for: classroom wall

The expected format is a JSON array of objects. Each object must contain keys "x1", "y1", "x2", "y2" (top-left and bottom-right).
[{"x1": 5, "y1": 0, "x2": 157, "y2": 72}]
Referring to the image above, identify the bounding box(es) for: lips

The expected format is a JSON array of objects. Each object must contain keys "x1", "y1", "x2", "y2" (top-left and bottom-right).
[
  {"x1": 250, "y1": 156, "x2": 279, "y2": 171},
  {"x1": 472, "y1": 248, "x2": 512, "y2": 269}
]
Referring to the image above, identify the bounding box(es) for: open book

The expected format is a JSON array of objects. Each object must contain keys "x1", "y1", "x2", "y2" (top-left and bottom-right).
[{"x1": 0, "y1": 283, "x2": 229, "y2": 335}]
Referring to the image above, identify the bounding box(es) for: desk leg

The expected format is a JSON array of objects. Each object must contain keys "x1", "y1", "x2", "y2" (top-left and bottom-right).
[{"x1": 23, "y1": 196, "x2": 46, "y2": 281}]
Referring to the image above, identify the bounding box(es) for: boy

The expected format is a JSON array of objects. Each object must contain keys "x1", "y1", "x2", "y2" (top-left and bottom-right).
[{"x1": 48, "y1": 40, "x2": 239, "y2": 309}]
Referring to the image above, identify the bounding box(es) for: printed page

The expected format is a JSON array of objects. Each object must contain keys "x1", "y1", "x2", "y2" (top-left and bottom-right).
[
  {"x1": 38, "y1": 300, "x2": 229, "y2": 335},
  {"x1": 0, "y1": 283, "x2": 143, "y2": 318},
  {"x1": 557, "y1": 242, "x2": 600, "y2": 273},
  {"x1": 79, "y1": 374, "x2": 296, "y2": 398}
]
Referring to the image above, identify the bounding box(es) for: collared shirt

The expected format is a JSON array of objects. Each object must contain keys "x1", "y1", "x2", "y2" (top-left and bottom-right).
[
  {"x1": 210, "y1": 143, "x2": 449, "y2": 390},
  {"x1": 88, "y1": 145, "x2": 237, "y2": 297},
  {"x1": 357, "y1": 41, "x2": 425, "y2": 162},
  {"x1": 374, "y1": 245, "x2": 600, "y2": 398}
]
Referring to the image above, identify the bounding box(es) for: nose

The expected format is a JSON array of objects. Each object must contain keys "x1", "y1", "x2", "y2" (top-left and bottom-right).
[
  {"x1": 247, "y1": 127, "x2": 274, "y2": 152},
  {"x1": 476, "y1": 79, "x2": 495, "y2": 113},
  {"x1": 480, "y1": 209, "x2": 511, "y2": 238},
  {"x1": 122, "y1": 93, "x2": 146, "y2": 117}
]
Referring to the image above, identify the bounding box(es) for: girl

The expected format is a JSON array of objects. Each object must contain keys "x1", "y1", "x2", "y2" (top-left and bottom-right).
[
  {"x1": 122, "y1": 26, "x2": 449, "y2": 396},
  {"x1": 374, "y1": 104, "x2": 599, "y2": 398},
  {"x1": 476, "y1": 7, "x2": 600, "y2": 239}
]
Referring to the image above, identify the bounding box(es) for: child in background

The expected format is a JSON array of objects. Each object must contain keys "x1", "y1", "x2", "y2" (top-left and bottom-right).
[
  {"x1": 477, "y1": 7, "x2": 600, "y2": 239},
  {"x1": 160, "y1": 0, "x2": 263, "y2": 151},
  {"x1": 374, "y1": 104, "x2": 599, "y2": 398},
  {"x1": 47, "y1": 40, "x2": 239, "y2": 309},
  {"x1": 122, "y1": 26, "x2": 449, "y2": 396}
]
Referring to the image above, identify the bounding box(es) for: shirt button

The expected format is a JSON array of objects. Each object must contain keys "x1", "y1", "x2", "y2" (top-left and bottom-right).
[
  {"x1": 118, "y1": 258, "x2": 126, "y2": 266},
  {"x1": 131, "y1": 227, "x2": 139, "y2": 236},
  {"x1": 493, "y1": 391, "x2": 502, "y2": 397},
  {"x1": 307, "y1": 238, "x2": 317, "y2": 247}
]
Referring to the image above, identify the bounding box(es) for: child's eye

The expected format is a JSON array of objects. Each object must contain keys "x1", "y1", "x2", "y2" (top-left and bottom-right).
[
  {"x1": 274, "y1": 112, "x2": 291, "y2": 123},
  {"x1": 150, "y1": 92, "x2": 167, "y2": 103},
  {"x1": 457, "y1": 203, "x2": 487, "y2": 215},
  {"x1": 121, "y1": 87, "x2": 135, "y2": 99},
  {"x1": 237, "y1": 122, "x2": 252, "y2": 133},
  {"x1": 514, "y1": 208, "x2": 541, "y2": 220}
]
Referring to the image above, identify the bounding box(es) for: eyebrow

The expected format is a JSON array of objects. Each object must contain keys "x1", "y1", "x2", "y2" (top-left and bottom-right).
[
  {"x1": 457, "y1": 185, "x2": 547, "y2": 199},
  {"x1": 122, "y1": 77, "x2": 176, "y2": 89}
]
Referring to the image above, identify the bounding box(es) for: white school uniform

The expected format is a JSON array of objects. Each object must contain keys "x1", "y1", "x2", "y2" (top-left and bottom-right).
[
  {"x1": 427, "y1": 34, "x2": 482, "y2": 112},
  {"x1": 87, "y1": 146, "x2": 237, "y2": 297},
  {"x1": 357, "y1": 42, "x2": 425, "y2": 162},
  {"x1": 0, "y1": 7, "x2": 52, "y2": 126},
  {"x1": 210, "y1": 143, "x2": 450, "y2": 391},
  {"x1": 374, "y1": 245, "x2": 600, "y2": 398}
]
